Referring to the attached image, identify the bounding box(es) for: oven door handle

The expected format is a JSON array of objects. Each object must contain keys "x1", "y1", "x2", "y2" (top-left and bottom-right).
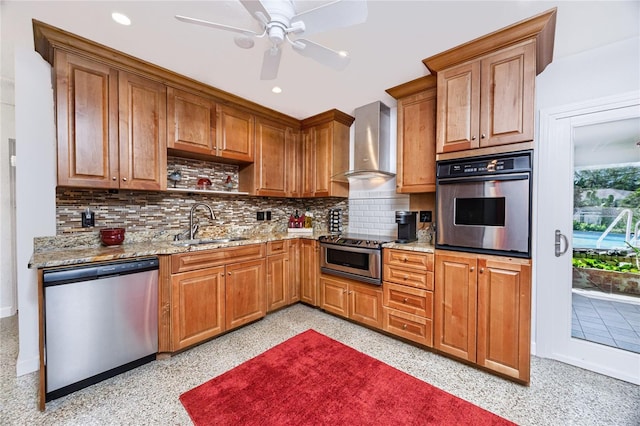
[
  {"x1": 319, "y1": 243, "x2": 380, "y2": 254},
  {"x1": 437, "y1": 173, "x2": 530, "y2": 184}
]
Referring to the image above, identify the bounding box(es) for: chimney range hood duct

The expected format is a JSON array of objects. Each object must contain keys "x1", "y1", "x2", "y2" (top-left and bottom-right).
[{"x1": 344, "y1": 101, "x2": 395, "y2": 179}]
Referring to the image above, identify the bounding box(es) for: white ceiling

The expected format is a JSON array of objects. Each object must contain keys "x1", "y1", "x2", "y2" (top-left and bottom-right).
[{"x1": 2, "y1": 1, "x2": 639, "y2": 119}]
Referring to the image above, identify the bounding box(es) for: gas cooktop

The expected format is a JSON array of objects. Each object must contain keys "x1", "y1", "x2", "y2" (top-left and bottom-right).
[{"x1": 318, "y1": 233, "x2": 393, "y2": 249}]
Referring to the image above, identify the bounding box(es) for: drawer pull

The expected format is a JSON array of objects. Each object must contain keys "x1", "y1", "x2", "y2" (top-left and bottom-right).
[
  {"x1": 402, "y1": 257, "x2": 408, "y2": 262},
  {"x1": 403, "y1": 298, "x2": 408, "y2": 303},
  {"x1": 403, "y1": 275, "x2": 409, "y2": 280},
  {"x1": 402, "y1": 324, "x2": 407, "y2": 330},
  {"x1": 470, "y1": 267, "x2": 474, "y2": 272}
]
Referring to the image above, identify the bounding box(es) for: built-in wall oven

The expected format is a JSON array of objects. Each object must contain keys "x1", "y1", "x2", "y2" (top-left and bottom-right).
[
  {"x1": 436, "y1": 150, "x2": 532, "y2": 258},
  {"x1": 319, "y1": 234, "x2": 391, "y2": 285}
]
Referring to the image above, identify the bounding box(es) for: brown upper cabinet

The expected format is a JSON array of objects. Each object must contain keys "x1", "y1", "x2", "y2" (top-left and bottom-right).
[
  {"x1": 167, "y1": 87, "x2": 216, "y2": 157},
  {"x1": 55, "y1": 50, "x2": 166, "y2": 190},
  {"x1": 386, "y1": 76, "x2": 438, "y2": 193},
  {"x1": 434, "y1": 41, "x2": 535, "y2": 154},
  {"x1": 216, "y1": 104, "x2": 255, "y2": 163},
  {"x1": 423, "y1": 7, "x2": 556, "y2": 158},
  {"x1": 239, "y1": 117, "x2": 298, "y2": 197},
  {"x1": 300, "y1": 110, "x2": 354, "y2": 198}
]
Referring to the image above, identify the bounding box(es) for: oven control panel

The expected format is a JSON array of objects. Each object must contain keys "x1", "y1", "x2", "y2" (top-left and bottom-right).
[{"x1": 319, "y1": 235, "x2": 386, "y2": 249}]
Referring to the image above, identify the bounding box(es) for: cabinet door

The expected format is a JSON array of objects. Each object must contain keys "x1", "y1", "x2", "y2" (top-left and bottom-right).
[
  {"x1": 267, "y1": 253, "x2": 289, "y2": 312},
  {"x1": 479, "y1": 42, "x2": 535, "y2": 148},
  {"x1": 477, "y1": 257, "x2": 531, "y2": 382},
  {"x1": 313, "y1": 122, "x2": 331, "y2": 197},
  {"x1": 225, "y1": 259, "x2": 266, "y2": 330},
  {"x1": 288, "y1": 239, "x2": 301, "y2": 303},
  {"x1": 436, "y1": 61, "x2": 481, "y2": 153},
  {"x1": 285, "y1": 129, "x2": 302, "y2": 197},
  {"x1": 217, "y1": 105, "x2": 254, "y2": 162},
  {"x1": 118, "y1": 71, "x2": 167, "y2": 190},
  {"x1": 397, "y1": 88, "x2": 437, "y2": 193},
  {"x1": 55, "y1": 51, "x2": 119, "y2": 188},
  {"x1": 171, "y1": 266, "x2": 225, "y2": 350},
  {"x1": 167, "y1": 87, "x2": 216, "y2": 156},
  {"x1": 301, "y1": 127, "x2": 316, "y2": 197},
  {"x1": 255, "y1": 117, "x2": 287, "y2": 197},
  {"x1": 350, "y1": 282, "x2": 383, "y2": 329},
  {"x1": 299, "y1": 240, "x2": 318, "y2": 306},
  {"x1": 320, "y1": 275, "x2": 349, "y2": 318},
  {"x1": 434, "y1": 251, "x2": 477, "y2": 362}
]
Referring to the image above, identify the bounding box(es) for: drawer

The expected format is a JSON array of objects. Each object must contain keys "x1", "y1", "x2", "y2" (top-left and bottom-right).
[
  {"x1": 383, "y1": 308, "x2": 433, "y2": 347},
  {"x1": 384, "y1": 249, "x2": 434, "y2": 271},
  {"x1": 384, "y1": 264, "x2": 434, "y2": 290},
  {"x1": 267, "y1": 240, "x2": 288, "y2": 256},
  {"x1": 172, "y1": 243, "x2": 266, "y2": 273},
  {"x1": 383, "y1": 282, "x2": 433, "y2": 318}
]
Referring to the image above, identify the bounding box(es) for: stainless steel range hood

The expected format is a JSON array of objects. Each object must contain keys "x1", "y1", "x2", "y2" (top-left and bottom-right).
[{"x1": 344, "y1": 101, "x2": 395, "y2": 179}]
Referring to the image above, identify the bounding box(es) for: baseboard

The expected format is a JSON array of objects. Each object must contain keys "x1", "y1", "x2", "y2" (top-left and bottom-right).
[
  {"x1": 0, "y1": 306, "x2": 17, "y2": 318},
  {"x1": 16, "y1": 354, "x2": 39, "y2": 377}
]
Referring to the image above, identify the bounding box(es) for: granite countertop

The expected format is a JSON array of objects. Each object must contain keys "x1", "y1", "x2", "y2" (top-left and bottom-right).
[
  {"x1": 382, "y1": 241, "x2": 435, "y2": 253},
  {"x1": 29, "y1": 232, "x2": 321, "y2": 269},
  {"x1": 30, "y1": 229, "x2": 435, "y2": 269}
]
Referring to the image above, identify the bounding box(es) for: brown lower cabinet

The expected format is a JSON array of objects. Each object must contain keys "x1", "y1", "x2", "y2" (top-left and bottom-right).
[
  {"x1": 320, "y1": 274, "x2": 383, "y2": 329},
  {"x1": 299, "y1": 239, "x2": 319, "y2": 306},
  {"x1": 267, "y1": 240, "x2": 296, "y2": 312},
  {"x1": 434, "y1": 250, "x2": 532, "y2": 383},
  {"x1": 382, "y1": 249, "x2": 434, "y2": 346},
  {"x1": 161, "y1": 243, "x2": 266, "y2": 352}
]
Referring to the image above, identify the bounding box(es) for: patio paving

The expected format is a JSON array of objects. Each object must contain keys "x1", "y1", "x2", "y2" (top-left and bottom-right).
[{"x1": 572, "y1": 291, "x2": 640, "y2": 353}]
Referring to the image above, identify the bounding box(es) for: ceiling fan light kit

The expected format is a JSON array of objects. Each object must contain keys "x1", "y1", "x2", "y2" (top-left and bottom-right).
[{"x1": 176, "y1": 0, "x2": 368, "y2": 80}]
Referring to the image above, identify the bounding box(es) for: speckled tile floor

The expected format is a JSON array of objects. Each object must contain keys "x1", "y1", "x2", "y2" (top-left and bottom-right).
[{"x1": 1, "y1": 304, "x2": 639, "y2": 425}]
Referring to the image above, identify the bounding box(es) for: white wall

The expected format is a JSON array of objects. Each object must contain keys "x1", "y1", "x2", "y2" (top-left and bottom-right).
[
  {"x1": 532, "y1": 36, "x2": 640, "y2": 353},
  {"x1": 0, "y1": 75, "x2": 16, "y2": 317},
  {"x1": 14, "y1": 48, "x2": 57, "y2": 376}
]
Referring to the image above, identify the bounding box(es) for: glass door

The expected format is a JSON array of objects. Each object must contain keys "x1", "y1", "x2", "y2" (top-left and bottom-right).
[{"x1": 536, "y1": 93, "x2": 640, "y2": 384}]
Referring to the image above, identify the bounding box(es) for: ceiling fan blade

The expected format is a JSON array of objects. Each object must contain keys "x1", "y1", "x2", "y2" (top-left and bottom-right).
[
  {"x1": 239, "y1": 0, "x2": 271, "y2": 26},
  {"x1": 260, "y1": 47, "x2": 282, "y2": 80},
  {"x1": 292, "y1": 0, "x2": 367, "y2": 37},
  {"x1": 291, "y1": 39, "x2": 350, "y2": 71},
  {"x1": 175, "y1": 15, "x2": 259, "y2": 37}
]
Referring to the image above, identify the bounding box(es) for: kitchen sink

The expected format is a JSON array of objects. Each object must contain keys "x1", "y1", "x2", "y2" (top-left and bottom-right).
[{"x1": 172, "y1": 237, "x2": 248, "y2": 247}]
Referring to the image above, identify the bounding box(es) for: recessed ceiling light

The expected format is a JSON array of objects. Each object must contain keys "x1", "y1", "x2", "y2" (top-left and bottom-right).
[
  {"x1": 112, "y1": 12, "x2": 131, "y2": 26},
  {"x1": 272, "y1": 86, "x2": 282, "y2": 94},
  {"x1": 338, "y1": 50, "x2": 349, "y2": 58}
]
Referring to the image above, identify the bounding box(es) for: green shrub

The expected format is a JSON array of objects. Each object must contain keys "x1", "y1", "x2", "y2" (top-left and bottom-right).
[{"x1": 572, "y1": 257, "x2": 639, "y2": 273}]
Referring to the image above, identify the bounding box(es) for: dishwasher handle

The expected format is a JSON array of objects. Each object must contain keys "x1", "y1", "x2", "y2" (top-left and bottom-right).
[{"x1": 43, "y1": 257, "x2": 159, "y2": 286}]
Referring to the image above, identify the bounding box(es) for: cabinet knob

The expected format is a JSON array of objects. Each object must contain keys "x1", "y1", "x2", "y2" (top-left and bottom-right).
[
  {"x1": 228, "y1": 272, "x2": 231, "y2": 276},
  {"x1": 470, "y1": 266, "x2": 475, "y2": 272},
  {"x1": 122, "y1": 177, "x2": 127, "y2": 182},
  {"x1": 402, "y1": 324, "x2": 408, "y2": 330},
  {"x1": 403, "y1": 275, "x2": 409, "y2": 280},
  {"x1": 112, "y1": 176, "x2": 117, "y2": 181},
  {"x1": 402, "y1": 257, "x2": 408, "y2": 262},
  {"x1": 481, "y1": 134, "x2": 486, "y2": 139},
  {"x1": 471, "y1": 135, "x2": 477, "y2": 141},
  {"x1": 402, "y1": 298, "x2": 408, "y2": 303},
  {"x1": 479, "y1": 267, "x2": 484, "y2": 273},
  {"x1": 343, "y1": 289, "x2": 347, "y2": 294}
]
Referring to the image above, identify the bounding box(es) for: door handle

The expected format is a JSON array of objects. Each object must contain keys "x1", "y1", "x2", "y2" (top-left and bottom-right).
[{"x1": 555, "y1": 230, "x2": 569, "y2": 257}]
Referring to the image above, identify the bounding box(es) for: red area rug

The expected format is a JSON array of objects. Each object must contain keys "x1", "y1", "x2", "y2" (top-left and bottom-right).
[{"x1": 180, "y1": 329, "x2": 515, "y2": 425}]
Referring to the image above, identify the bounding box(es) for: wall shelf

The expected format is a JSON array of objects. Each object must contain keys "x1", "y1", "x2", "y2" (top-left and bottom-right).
[{"x1": 167, "y1": 188, "x2": 249, "y2": 196}]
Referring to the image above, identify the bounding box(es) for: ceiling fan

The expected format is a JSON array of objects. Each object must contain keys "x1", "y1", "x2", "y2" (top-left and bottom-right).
[{"x1": 175, "y1": 0, "x2": 368, "y2": 80}]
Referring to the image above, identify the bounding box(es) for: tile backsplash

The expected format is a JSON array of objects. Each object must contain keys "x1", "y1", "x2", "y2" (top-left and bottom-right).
[
  {"x1": 55, "y1": 157, "x2": 348, "y2": 235},
  {"x1": 348, "y1": 188, "x2": 409, "y2": 238}
]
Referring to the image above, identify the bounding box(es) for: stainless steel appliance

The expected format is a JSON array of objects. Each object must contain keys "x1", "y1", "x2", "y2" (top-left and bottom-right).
[
  {"x1": 395, "y1": 211, "x2": 418, "y2": 243},
  {"x1": 319, "y1": 234, "x2": 392, "y2": 285},
  {"x1": 436, "y1": 150, "x2": 532, "y2": 258},
  {"x1": 43, "y1": 257, "x2": 159, "y2": 402}
]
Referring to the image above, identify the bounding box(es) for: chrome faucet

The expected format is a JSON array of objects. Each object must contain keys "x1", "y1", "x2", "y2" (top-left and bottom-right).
[{"x1": 189, "y1": 203, "x2": 216, "y2": 240}]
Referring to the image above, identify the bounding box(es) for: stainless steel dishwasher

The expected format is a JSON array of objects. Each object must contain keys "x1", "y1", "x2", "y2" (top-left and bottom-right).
[{"x1": 43, "y1": 257, "x2": 159, "y2": 402}]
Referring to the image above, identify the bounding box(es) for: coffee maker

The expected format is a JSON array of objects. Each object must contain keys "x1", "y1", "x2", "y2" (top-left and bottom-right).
[{"x1": 395, "y1": 211, "x2": 418, "y2": 243}]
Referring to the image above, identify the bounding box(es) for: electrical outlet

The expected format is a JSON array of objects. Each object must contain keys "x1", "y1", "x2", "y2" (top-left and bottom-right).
[
  {"x1": 419, "y1": 211, "x2": 432, "y2": 223},
  {"x1": 265, "y1": 211, "x2": 272, "y2": 221},
  {"x1": 256, "y1": 211, "x2": 265, "y2": 221},
  {"x1": 81, "y1": 211, "x2": 95, "y2": 228}
]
